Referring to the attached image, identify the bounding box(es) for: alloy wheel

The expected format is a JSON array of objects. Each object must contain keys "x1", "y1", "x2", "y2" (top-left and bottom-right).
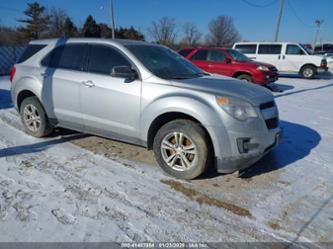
[
  {"x1": 23, "y1": 104, "x2": 41, "y2": 132},
  {"x1": 160, "y1": 132, "x2": 198, "y2": 171}
]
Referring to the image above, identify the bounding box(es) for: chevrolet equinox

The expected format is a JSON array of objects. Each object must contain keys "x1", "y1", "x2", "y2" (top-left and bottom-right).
[{"x1": 10, "y1": 38, "x2": 282, "y2": 179}]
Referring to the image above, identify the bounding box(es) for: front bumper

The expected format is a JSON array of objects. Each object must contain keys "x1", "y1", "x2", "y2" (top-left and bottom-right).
[
  {"x1": 206, "y1": 101, "x2": 281, "y2": 174},
  {"x1": 216, "y1": 128, "x2": 282, "y2": 173},
  {"x1": 252, "y1": 72, "x2": 279, "y2": 84},
  {"x1": 317, "y1": 66, "x2": 329, "y2": 73}
]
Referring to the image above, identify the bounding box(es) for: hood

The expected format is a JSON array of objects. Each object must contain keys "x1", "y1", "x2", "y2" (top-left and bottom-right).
[
  {"x1": 171, "y1": 74, "x2": 274, "y2": 106},
  {"x1": 249, "y1": 60, "x2": 275, "y2": 68}
]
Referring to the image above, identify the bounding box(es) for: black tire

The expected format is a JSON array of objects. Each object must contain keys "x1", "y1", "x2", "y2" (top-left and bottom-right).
[
  {"x1": 20, "y1": 96, "x2": 53, "y2": 137},
  {"x1": 153, "y1": 119, "x2": 210, "y2": 180},
  {"x1": 300, "y1": 65, "x2": 316, "y2": 79},
  {"x1": 236, "y1": 74, "x2": 252, "y2": 82}
]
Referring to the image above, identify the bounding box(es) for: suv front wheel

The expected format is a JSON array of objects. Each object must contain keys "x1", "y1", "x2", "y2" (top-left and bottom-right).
[
  {"x1": 236, "y1": 74, "x2": 252, "y2": 82},
  {"x1": 300, "y1": 65, "x2": 316, "y2": 79},
  {"x1": 20, "y1": 96, "x2": 53, "y2": 137},
  {"x1": 153, "y1": 119, "x2": 210, "y2": 179}
]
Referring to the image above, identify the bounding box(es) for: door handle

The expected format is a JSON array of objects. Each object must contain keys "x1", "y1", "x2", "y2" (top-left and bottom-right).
[
  {"x1": 278, "y1": 55, "x2": 281, "y2": 59},
  {"x1": 41, "y1": 72, "x2": 49, "y2": 78},
  {"x1": 208, "y1": 64, "x2": 214, "y2": 68},
  {"x1": 82, "y1": 80, "x2": 95, "y2": 87},
  {"x1": 282, "y1": 55, "x2": 286, "y2": 60}
]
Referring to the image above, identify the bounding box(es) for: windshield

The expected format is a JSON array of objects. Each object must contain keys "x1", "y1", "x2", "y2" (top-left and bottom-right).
[
  {"x1": 227, "y1": 49, "x2": 252, "y2": 62},
  {"x1": 300, "y1": 44, "x2": 311, "y2": 55},
  {"x1": 125, "y1": 45, "x2": 207, "y2": 79}
]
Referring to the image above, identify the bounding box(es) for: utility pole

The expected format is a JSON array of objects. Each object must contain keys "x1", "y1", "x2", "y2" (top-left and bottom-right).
[
  {"x1": 313, "y1": 19, "x2": 324, "y2": 51},
  {"x1": 110, "y1": 0, "x2": 116, "y2": 39},
  {"x1": 274, "y1": 0, "x2": 284, "y2": 42}
]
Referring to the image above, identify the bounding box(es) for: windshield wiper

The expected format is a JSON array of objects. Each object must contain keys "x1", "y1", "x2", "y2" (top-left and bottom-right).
[
  {"x1": 194, "y1": 72, "x2": 209, "y2": 77},
  {"x1": 167, "y1": 72, "x2": 209, "y2": 80}
]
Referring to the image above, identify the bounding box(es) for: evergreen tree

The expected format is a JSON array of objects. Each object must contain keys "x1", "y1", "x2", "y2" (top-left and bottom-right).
[
  {"x1": 116, "y1": 26, "x2": 144, "y2": 40},
  {"x1": 18, "y1": 2, "x2": 50, "y2": 39},
  {"x1": 82, "y1": 15, "x2": 101, "y2": 37},
  {"x1": 64, "y1": 17, "x2": 78, "y2": 37}
]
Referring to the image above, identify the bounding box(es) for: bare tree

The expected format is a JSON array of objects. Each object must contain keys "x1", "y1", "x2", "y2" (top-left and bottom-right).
[
  {"x1": 182, "y1": 22, "x2": 202, "y2": 47},
  {"x1": 148, "y1": 17, "x2": 177, "y2": 47},
  {"x1": 47, "y1": 7, "x2": 68, "y2": 37},
  {"x1": 206, "y1": 16, "x2": 240, "y2": 47},
  {"x1": 0, "y1": 26, "x2": 27, "y2": 45}
]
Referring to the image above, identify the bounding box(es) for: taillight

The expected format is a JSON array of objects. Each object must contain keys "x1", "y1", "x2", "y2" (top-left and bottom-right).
[{"x1": 10, "y1": 67, "x2": 16, "y2": 82}]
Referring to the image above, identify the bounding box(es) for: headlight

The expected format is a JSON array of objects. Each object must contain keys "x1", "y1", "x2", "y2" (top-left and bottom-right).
[
  {"x1": 321, "y1": 59, "x2": 327, "y2": 67},
  {"x1": 216, "y1": 96, "x2": 258, "y2": 121},
  {"x1": 257, "y1": 65, "x2": 270, "y2": 71}
]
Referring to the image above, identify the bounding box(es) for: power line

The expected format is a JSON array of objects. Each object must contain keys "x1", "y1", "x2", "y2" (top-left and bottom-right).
[
  {"x1": 287, "y1": 0, "x2": 314, "y2": 28},
  {"x1": 240, "y1": 0, "x2": 277, "y2": 8},
  {"x1": 0, "y1": 5, "x2": 21, "y2": 13}
]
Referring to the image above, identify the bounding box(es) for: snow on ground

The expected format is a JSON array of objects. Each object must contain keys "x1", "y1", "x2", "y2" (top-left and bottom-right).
[{"x1": 0, "y1": 75, "x2": 332, "y2": 243}]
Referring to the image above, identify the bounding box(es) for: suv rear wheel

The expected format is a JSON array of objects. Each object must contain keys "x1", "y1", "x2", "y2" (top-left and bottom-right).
[
  {"x1": 20, "y1": 96, "x2": 53, "y2": 137},
  {"x1": 236, "y1": 74, "x2": 252, "y2": 82},
  {"x1": 153, "y1": 119, "x2": 210, "y2": 180},
  {"x1": 300, "y1": 65, "x2": 316, "y2": 79}
]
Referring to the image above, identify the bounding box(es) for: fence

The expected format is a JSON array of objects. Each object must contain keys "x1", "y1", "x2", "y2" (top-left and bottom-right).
[{"x1": 0, "y1": 46, "x2": 26, "y2": 75}]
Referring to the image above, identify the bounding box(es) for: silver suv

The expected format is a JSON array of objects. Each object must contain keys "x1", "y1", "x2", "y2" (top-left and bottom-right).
[{"x1": 10, "y1": 38, "x2": 282, "y2": 179}]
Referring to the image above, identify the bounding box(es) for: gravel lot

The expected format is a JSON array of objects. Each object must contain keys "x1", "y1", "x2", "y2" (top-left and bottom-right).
[{"x1": 0, "y1": 75, "x2": 332, "y2": 243}]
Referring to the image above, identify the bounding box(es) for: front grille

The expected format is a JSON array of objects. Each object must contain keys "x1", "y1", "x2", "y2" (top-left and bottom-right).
[
  {"x1": 265, "y1": 117, "x2": 279, "y2": 129},
  {"x1": 260, "y1": 101, "x2": 275, "y2": 110},
  {"x1": 260, "y1": 101, "x2": 278, "y2": 129}
]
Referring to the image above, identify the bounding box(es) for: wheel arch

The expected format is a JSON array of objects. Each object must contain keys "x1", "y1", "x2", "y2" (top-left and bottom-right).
[
  {"x1": 233, "y1": 71, "x2": 252, "y2": 78},
  {"x1": 17, "y1": 90, "x2": 38, "y2": 111},
  {"x1": 147, "y1": 112, "x2": 214, "y2": 153},
  {"x1": 300, "y1": 63, "x2": 317, "y2": 73}
]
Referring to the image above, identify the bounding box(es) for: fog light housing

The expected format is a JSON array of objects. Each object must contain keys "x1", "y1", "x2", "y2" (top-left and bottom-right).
[{"x1": 237, "y1": 138, "x2": 259, "y2": 154}]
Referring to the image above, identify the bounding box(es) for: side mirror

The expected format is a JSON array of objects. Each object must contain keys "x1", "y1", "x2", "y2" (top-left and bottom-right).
[
  {"x1": 111, "y1": 66, "x2": 138, "y2": 80},
  {"x1": 225, "y1": 58, "x2": 232, "y2": 64}
]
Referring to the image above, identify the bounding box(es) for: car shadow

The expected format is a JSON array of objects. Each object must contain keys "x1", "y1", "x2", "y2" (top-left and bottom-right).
[
  {"x1": 239, "y1": 120, "x2": 321, "y2": 178},
  {"x1": 279, "y1": 72, "x2": 333, "y2": 80},
  {"x1": 0, "y1": 132, "x2": 90, "y2": 158},
  {"x1": 274, "y1": 82, "x2": 333, "y2": 98},
  {"x1": 273, "y1": 83, "x2": 294, "y2": 91},
  {"x1": 0, "y1": 89, "x2": 13, "y2": 110}
]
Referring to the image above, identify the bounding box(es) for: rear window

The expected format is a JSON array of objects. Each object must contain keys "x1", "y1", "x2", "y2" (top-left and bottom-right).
[
  {"x1": 190, "y1": 50, "x2": 208, "y2": 61},
  {"x1": 178, "y1": 49, "x2": 193, "y2": 58},
  {"x1": 41, "y1": 44, "x2": 86, "y2": 71},
  {"x1": 235, "y1": 44, "x2": 257, "y2": 54},
  {"x1": 258, "y1": 44, "x2": 282, "y2": 55},
  {"x1": 17, "y1": 44, "x2": 46, "y2": 63}
]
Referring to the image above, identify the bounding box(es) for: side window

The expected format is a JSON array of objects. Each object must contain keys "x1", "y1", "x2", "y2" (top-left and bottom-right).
[
  {"x1": 178, "y1": 49, "x2": 193, "y2": 58},
  {"x1": 208, "y1": 50, "x2": 227, "y2": 62},
  {"x1": 323, "y1": 44, "x2": 333, "y2": 51},
  {"x1": 190, "y1": 50, "x2": 208, "y2": 61},
  {"x1": 235, "y1": 44, "x2": 257, "y2": 54},
  {"x1": 41, "y1": 44, "x2": 86, "y2": 71},
  {"x1": 258, "y1": 44, "x2": 282, "y2": 55},
  {"x1": 286, "y1": 45, "x2": 305, "y2": 55},
  {"x1": 87, "y1": 45, "x2": 131, "y2": 75},
  {"x1": 18, "y1": 44, "x2": 46, "y2": 63}
]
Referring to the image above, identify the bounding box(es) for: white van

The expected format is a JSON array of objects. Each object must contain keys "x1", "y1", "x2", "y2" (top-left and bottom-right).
[{"x1": 233, "y1": 42, "x2": 328, "y2": 78}]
